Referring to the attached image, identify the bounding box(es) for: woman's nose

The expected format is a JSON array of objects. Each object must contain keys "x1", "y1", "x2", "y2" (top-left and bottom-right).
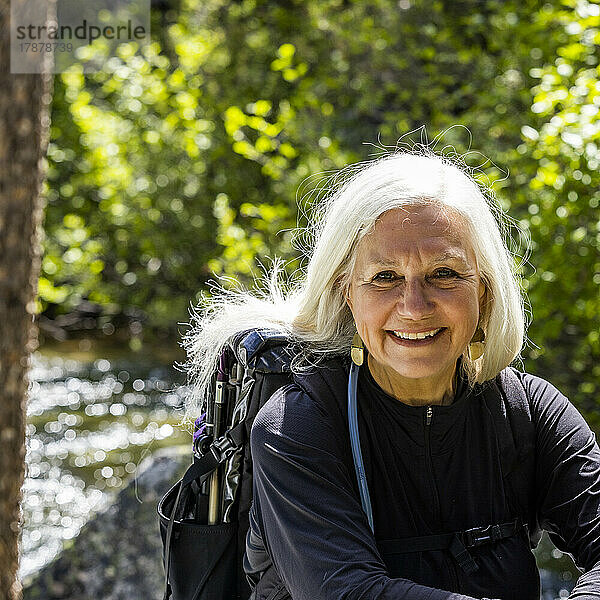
[{"x1": 398, "y1": 279, "x2": 435, "y2": 320}]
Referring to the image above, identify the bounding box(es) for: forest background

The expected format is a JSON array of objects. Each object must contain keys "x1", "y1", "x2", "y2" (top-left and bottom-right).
[{"x1": 40, "y1": 0, "x2": 600, "y2": 424}]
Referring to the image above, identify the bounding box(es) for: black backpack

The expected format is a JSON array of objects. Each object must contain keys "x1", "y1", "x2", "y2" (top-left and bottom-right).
[
  {"x1": 158, "y1": 330, "x2": 295, "y2": 600},
  {"x1": 157, "y1": 329, "x2": 540, "y2": 600}
]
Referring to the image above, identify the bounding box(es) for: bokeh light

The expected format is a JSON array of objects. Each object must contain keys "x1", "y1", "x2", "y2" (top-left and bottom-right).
[{"x1": 22, "y1": 351, "x2": 188, "y2": 577}]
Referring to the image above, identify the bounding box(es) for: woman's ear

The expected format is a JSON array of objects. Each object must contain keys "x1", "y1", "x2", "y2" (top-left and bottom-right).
[
  {"x1": 478, "y1": 279, "x2": 488, "y2": 321},
  {"x1": 336, "y1": 273, "x2": 353, "y2": 310},
  {"x1": 346, "y1": 292, "x2": 353, "y2": 311}
]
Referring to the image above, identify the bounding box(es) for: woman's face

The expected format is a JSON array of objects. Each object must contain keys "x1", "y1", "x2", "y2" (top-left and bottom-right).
[{"x1": 346, "y1": 204, "x2": 485, "y2": 396}]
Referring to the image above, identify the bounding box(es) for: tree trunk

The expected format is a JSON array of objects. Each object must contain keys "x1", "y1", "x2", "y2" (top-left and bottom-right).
[{"x1": 0, "y1": 1, "x2": 53, "y2": 598}]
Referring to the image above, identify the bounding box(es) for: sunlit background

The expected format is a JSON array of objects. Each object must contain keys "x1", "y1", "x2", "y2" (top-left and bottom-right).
[{"x1": 23, "y1": 0, "x2": 600, "y2": 596}]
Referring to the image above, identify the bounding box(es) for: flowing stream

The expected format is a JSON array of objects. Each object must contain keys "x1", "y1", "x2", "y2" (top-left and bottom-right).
[{"x1": 22, "y1": 343, "x2": 188, "y2": 578}]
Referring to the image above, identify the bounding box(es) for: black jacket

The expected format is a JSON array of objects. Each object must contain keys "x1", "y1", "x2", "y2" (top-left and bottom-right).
[{"x1": 244, "y1": 360, "x2": 600, "y2": 600}]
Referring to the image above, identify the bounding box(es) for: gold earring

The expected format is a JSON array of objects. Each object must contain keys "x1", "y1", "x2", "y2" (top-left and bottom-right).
[
  {"x1": 351, "y1": 333, "x2": 364, "y2": 366},
  {"x1": 468, "y1": 327, "x2": 485, "y2": 361}
]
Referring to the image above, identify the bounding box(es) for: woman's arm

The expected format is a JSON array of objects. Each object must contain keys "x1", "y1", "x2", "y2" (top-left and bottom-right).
[
  {"x1": 525, "y1": 373, "x2": 600, "y2": 598},
  {"x1": 249, "y1": 384, "x2": 485, "y2": 600}
]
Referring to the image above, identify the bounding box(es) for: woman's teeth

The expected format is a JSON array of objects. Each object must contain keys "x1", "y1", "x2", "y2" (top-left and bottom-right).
[{"x1": 391, "y1": 328, "x2": 442, "y2": 340}]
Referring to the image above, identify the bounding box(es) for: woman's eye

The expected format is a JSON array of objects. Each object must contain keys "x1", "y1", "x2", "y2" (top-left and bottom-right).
[
  {"x1": 434, "y1": 268, "x2": 458, "y2": 278},
  {"x1": 373, "y1": 271, "x2": 398, "y2": 282}
]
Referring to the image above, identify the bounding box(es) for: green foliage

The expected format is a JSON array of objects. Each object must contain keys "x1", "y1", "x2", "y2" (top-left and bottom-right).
[
  {"x1": 510, "y1": 0, "x2": 600, "y2": 420},
  {"x1": 44, "y1": 40, "x2": 220, "y2": 328},
  {"x1": 43, "y1": 0, "x2": 599, "y2": 415}
]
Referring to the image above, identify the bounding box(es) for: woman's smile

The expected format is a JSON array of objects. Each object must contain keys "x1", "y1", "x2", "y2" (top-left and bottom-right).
[{"x1": 387, "y1": 327, "x2": 446, "y2": 345}]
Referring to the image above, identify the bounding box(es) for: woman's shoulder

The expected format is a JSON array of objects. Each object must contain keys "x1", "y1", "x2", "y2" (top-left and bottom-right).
[
  {"x1": 499, "y1": 367, "x2": 594, "y2": 438},
  {"x1": 250, "y1": 356, "x2": 351, "y2": 453},
  {"x1": 293, "y1": 354, "x2": 350, "y2": 398},
  {"x1": 500, "y1": 367, "x2": 568, "y2": 408}
]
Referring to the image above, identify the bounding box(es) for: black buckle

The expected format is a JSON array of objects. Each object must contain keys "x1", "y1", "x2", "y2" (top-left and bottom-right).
[
  {"x1": 463, "y1": 524, "x2": 503, "y2": 548},
  {"x1": 449, "y1": 535, "x2": 479, "y2": 574},
  {"x1": 193, "y1": 433, "x2": 212, "y2": 459},
  {"x1": 209, "y1": 432, "x2": 237, "y2": 463}
]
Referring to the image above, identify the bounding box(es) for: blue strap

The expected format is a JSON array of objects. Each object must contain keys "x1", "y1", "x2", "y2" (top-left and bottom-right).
[{"x1": 347, "y1": 362, "x2": 374, "y2": 532}]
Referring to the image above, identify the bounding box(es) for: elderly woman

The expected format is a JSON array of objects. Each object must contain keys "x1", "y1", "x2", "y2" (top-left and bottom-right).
[{"x1": 187, "y1": 152, "x2": 600, "y2": 599}]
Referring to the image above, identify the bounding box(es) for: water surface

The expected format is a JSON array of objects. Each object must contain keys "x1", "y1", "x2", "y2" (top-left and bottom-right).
[{"x1": 23, "y1": 342, "x2": 189, "y2": 577}]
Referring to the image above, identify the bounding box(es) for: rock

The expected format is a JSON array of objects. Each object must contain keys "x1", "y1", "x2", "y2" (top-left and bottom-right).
[{"x1": 23, "y1": 447, "x2": 189, "y2": 600}]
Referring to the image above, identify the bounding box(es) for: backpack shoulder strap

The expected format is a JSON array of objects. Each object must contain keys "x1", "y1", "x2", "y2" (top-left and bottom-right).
[
  {"x1": 231, "y1": 329, "x2": 292, "y2": 367},
  {"x1": 481, "y1": 367, "x2": 540, "y2": 547},
  {"x1": 230, "y1": 328, "x2": 294, "y2": 410}
]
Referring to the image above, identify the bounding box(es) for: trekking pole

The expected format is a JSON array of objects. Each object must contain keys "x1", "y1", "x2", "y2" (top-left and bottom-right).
[
  {"x1": 229, "y1": 360, "x2": 243, "y2": 424},
  {"x1": 208, "y1": 351, "x2": 227, "y2": 524}
]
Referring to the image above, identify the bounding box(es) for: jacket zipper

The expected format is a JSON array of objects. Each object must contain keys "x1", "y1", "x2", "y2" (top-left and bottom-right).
[
  {"x1": 424, "y1": 406, "x2": 460, "y2": 591},
  {"x1": 424, "y1": 407, "x2": 440, "y2": 522}
]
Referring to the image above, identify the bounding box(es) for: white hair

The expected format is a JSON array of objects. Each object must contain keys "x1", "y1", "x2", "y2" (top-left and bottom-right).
[{"x1": 183, "y1": 151, "x2": 526, "y2": 414}]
